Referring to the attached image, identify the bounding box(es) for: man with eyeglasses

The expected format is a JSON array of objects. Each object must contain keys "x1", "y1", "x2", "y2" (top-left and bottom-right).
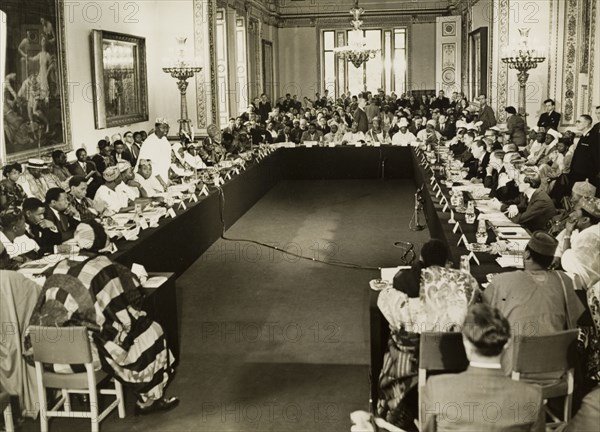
[
  {"x1": 569, "y1": 115, "x2": 599, "y2": 193},
  {"x1": 122, "y1": 130, "x2": 137, "y2": 166}
]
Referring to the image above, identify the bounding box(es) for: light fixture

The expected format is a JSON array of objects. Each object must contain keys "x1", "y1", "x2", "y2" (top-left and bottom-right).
[
  {"x1": 333, "y1": 0, "x2": 380, "y2": 68},
  {"x1": 162, "y1": 37, "x2": 203, "y2": 138},
  {"x1": 501, "y1": 28, "x2": 546, "y2": 117}
]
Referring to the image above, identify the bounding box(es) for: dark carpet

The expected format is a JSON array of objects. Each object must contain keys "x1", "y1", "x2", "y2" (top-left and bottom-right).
[{"x1": 17, "y1": 179, "x2": 427, "y2": 432}]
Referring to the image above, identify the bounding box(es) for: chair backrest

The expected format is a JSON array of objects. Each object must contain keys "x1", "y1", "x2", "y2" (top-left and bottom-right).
[
  {"x1": 512, "y1": 329, "x2": 578, "y2": 374},
  {"x1": 29, "y1": 326, "x2": 93, "y2": 365},
  {"x1": 419, "y1": 331, "x2": 469, "y2": 372}
]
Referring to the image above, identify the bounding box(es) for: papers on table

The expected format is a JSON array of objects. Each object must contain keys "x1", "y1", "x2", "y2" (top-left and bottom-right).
[
  {"x1": 496, "y1": 255, "x2": 524, "y2": 269},
  {"x1": 304, "y1": 141, "x2": 318, "y2": 148},
  {"x1": 495, "y1": 226, "x2": 530, "y2": 239},
  {"x1": 380, "y1": 266, "x2": 411, "y2": 283},
  {"x1": 142, "y1": 276, "x2": 169, "y2": 289}
]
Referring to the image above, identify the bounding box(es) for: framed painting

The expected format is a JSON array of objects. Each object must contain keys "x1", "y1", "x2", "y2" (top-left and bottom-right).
[
  {"x1": 1, "y1": 0, "x2": 72, "y2": 163},
  {"x1": 90, "y1": 30, "x2": 148, "y2": 129}
]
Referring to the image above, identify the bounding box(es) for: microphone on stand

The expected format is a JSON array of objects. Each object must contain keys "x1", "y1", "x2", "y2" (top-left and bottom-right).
[{"x1": 409, "y1": 184, "x2": 426, "y2": 231}]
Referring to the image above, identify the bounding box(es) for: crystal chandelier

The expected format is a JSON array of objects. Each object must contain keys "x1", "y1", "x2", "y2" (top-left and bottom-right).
[
  {"x1": 162, "y1": 37, "x2": 203, "y2": 138},
  {"x1": 501, "y1": 28, "x2": 546, "y2": 116},
  {"x1": 333, "y1": 1, "x2": 380, "y2": 68}
]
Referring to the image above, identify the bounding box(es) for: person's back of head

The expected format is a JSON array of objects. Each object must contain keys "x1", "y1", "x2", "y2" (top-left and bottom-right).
[
  {"x1": 462, "y1": 303, "x2": 511, "y2": 358},
  {"x1": 421, "y1": 238, "x2": 448, "y2": 267}
]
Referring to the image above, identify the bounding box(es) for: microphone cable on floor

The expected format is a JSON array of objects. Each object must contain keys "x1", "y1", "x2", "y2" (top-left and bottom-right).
[{"x1": 214, "y1": 186, "x2": 415, "y2": 270}]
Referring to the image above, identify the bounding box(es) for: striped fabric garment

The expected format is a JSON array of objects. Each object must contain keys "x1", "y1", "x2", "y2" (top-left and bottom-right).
[{"x1": 25, "y1": 255, "x2": 175, "y2": 403}]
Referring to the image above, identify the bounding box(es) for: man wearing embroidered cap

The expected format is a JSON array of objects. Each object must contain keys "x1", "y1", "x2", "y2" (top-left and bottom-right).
[
  {"x1": 484, "y1": 230, "x2": 586, "y2": 374},
  {"x1": 135, "y1": 118, "x2": 171, "y2": 186},
  {"x1": 116, "y1": 160, "x2": 144, "y2": 200},
  {"x1": 416, "y1": 119, "x2": 441, "y2": 146},
  {"x1": 391, "y1": 117, "x2": 416, "y2": 146}
]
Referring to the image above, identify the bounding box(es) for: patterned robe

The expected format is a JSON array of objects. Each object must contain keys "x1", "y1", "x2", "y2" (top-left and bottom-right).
[{"x1": 25, "y1": 255, "x2": 175, "y2": 402}]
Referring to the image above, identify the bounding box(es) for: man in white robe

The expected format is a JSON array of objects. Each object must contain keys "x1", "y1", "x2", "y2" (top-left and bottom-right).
[{"x1": 135, "y1": 118, "x2": 171, "y2": 186}]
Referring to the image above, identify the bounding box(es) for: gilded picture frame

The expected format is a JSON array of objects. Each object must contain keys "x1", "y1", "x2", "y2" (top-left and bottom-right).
[
  {"x1": 1, "y1": 0, "x2": 72, "y2": 163},
  {"x1": 90, "y1": 30, "x2": 148, "y2": 129}
]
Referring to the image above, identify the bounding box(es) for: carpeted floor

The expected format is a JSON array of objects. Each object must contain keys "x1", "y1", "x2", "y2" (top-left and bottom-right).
[{"x1": 17, "y1": 179, "x2": 427, "y2": 432}]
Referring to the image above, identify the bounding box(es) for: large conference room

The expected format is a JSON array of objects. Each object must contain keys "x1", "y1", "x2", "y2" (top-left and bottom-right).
[{"x1": 1, "y1": 0, "x2": 599, "y2": 431}]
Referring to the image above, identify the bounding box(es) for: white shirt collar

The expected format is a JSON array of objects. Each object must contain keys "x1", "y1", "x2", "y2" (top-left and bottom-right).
[
  {"x1": 50, "y1": 206, "x2": 62, "y2": 220},
  {"x1": 470, "y1": 361, "x2": 501, "y2": 369}
]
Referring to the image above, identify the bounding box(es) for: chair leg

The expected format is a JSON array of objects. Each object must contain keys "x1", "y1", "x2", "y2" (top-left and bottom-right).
[
  {"x1": 114, "y1": 380, "x2": 126, "y2": 418},
  {"x1": 35, "y1": 364, "x2": 49, "y2": 432},
  {"x1": 61, "y1": 390, "x2": 71, "y2": 412},
  {"x1": 89, "y1": 388, "x2": 99, "y2": 432},
  {"x1": 564, "y1": 393, "x2": 572, "y2": 422},
  {"x1": 3, "y1": 403, "x2": 15, "y2": 432}
]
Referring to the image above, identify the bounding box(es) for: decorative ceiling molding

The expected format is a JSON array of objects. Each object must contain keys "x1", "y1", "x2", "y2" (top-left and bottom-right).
[{"x1": 284, "y1": 13, "x2": 440, "y2": 28}]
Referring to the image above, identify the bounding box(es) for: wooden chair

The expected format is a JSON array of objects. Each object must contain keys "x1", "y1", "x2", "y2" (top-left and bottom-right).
[
  {"x1": 418, "y1": 332, "x2": 469, "y2": 425},
  {"x1": 29, "y1": 326, "x2": 125, "y2": 432},
  {"x1": 511, "y1": 329, "x2": 579, "y2": 429},
  {"x1": 0, "y1": 386, "x2": 15, "y2": 432}
]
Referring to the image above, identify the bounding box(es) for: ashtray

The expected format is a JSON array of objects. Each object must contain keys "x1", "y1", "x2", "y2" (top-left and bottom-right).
[
  {"x1": 467, "y1": 243, "x2": 491, "y2": 253},
  {"x1": 369, "y1": 279, "x2": 389, "y2": 291}
]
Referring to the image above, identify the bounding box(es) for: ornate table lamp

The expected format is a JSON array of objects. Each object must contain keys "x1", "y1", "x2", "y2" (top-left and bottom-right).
[
  {"x1": 162, "y1": 37, "x2": 202, "y2": 138},
  {"x1": 501, "y1": 28, "x2": 546, "y2": 117}
]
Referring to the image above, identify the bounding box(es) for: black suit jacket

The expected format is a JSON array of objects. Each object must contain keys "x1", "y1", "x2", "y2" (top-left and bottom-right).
[
  {"x1": 44, "y1": 207, "x2": 79, "y2": 242},
  {"x1": 437, "y1": 122, "x2": 456, "y2": 139},
  {"x1": 430, "y1": 96, "x2": 450, "y2": 111},
  {"x1": 26, "y1": 222, "x2": 62, "y2": 255},
  {"x1": 68, "y1": 160, "x2": 97, "y2": 177},
  {"x1": 505, "y1": 189, "x2": 556, "y2": 231},
  {"x1": 112, "y1": 150, "x2": 133, "y2": 165},
  {"x1": 537, "y1": 111, "x2": 561, "y2": 130}
]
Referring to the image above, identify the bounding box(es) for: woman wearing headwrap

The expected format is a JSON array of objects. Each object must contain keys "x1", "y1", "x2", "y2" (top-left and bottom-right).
[
  {"x1": 376, "y1": 239, "x2": 480, "y2": 429},
  {"x1": 24, "y1": 221, "x2": 179, "y2": 415}
]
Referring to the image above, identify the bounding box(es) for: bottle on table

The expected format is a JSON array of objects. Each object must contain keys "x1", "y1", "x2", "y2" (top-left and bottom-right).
[
  {"x1": 460, "y1": 255, "x2": 471, "y2": 273},
  {"x1": 465, "y1": 200, "x2": 476, "y2": 224}
]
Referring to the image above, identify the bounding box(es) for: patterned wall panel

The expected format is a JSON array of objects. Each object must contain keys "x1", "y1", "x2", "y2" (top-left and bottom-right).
[
  {"x1": 436, "y1": 16, "x2": 461, "y2": 93},
  {"x1": 562, "y1": 0, "x2": 578, "y2": 124},
  {"x1": 496, "y1": 0, "x2": 509, "y2": 123}
]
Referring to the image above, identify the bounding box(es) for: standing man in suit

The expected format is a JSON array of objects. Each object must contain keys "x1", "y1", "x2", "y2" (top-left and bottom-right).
[
  {"x1": 353, "y1": 98, "x2": 369, "y2": 133},
  {"x1": 44, "y1": 187, "x2": 79, "y2": 242},
  {"x1": 122, "y1": 131, "x2": 138, "y2": 166},
  {"x1": 537, "y1": 98, "x2": 561, "y2": 131},
  {"x1": 421, "y1": 303, "x2": 544, "y2": 432},
  {"x1": 569, "y1": 114, "x2": 600, "y2": 191},
  {"x1": 430, "y1": 90, "x2": 450, "y2": 111},
  {"x1": 477, "y1": 94, "x2": 497, "y2": 134}
]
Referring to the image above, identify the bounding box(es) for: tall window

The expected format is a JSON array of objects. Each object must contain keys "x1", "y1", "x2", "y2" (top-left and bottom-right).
[
  {"x1": 394, "y1": 29, "x2": 407, "y2": 95},
  {"x1": 322, "y1": 31, "x2": 336, "y2": 95},
  {"x1": 321, "y1": 27, "x2": 406, "y2": 97}
]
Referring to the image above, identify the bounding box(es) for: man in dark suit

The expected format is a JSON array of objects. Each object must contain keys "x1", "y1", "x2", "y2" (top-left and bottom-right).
[
  {"x1": 430, "y1": 90, "x2": 450, "y2": 111},
  {"x1": 569, "y1": 115, "x2": 599, "y2": 191},
  {"x1": 22, "y1": 197, "x2": 63, "y2": 255},
  {"x1": 44, "y1": 188, "x2": 79, "y2": 242},
  {"x1": 502, "y1": 173, "x2": 556, "y2": 231},
  {"x1": 537, "y1": 98, "x2": 561, "y2": 131},
  {"x1": 112, "y1": 140, "x2": 134, "y2": 165},
  {"x1": 69, "y1": 148, "x2": 101, "y2": 198},
  {"x1": 421, "y1": 303, "x2": 544, "y2": 432},
  {"x1": 353, "y1": 98, "x2": 369, "y2": 133},
  {"x1": 436, "y1": 114, "x2": 455, "y2": 140},
  {"x1": 464, "y1": 140, "x2": 490, "y2": 181},
  {"x1": 477, "y1": 94, "x2": 497, "y2": 133}
]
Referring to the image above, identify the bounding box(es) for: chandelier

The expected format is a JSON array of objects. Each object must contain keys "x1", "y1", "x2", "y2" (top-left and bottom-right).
[
  {"x1": 162, "y1": 37, "x2": 203, "y2": 137},
  {"x1": 333, "y1": 1, "x2": 380, "y2": 68},
  {"x1": 501, "y1": 28, "x2": 546, "y2": 116}
]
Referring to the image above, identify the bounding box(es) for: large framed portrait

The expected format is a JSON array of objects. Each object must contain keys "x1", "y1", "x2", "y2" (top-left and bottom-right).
[
  {"x1": 1, "y1": 0, "x2": 72, "y2": 163},
  {"x1": 90, "y1": 30, "x2": 148, "y2": 129}
]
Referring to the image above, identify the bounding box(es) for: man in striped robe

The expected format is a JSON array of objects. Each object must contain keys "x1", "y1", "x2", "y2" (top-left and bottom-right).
[{"x1": 25, "y1": 253, "x2": 179, "y2": 415}]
